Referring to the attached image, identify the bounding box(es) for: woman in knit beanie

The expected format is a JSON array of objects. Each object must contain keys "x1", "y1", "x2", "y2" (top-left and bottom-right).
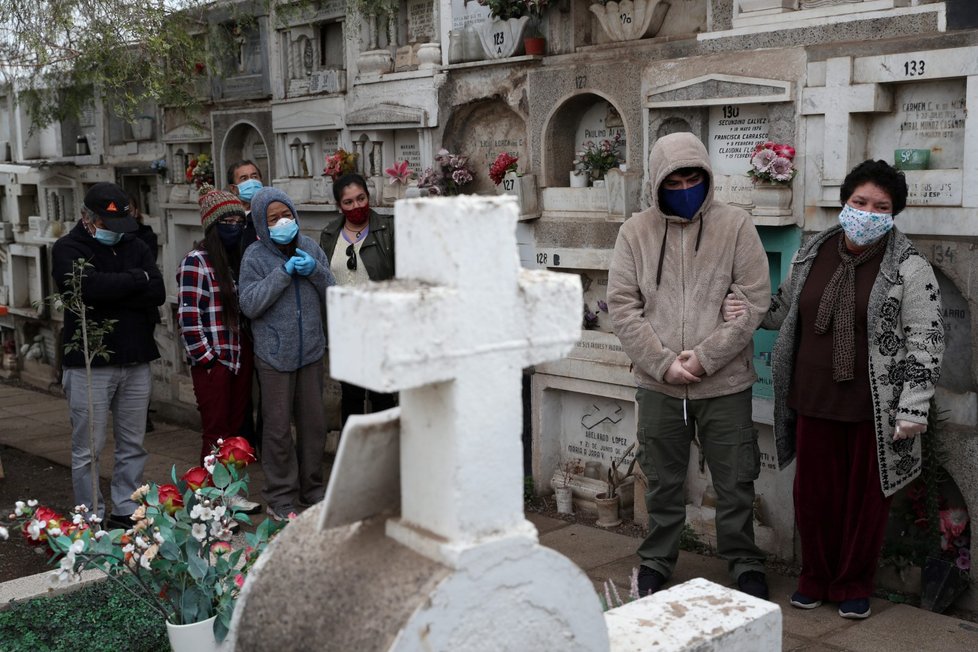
[{"x1": 176, "y1": 186, "x2": 259, "y2": 501}]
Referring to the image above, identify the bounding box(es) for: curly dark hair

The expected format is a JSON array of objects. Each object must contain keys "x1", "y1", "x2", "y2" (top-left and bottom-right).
[
  {"x1": 332, "y1": 173, "x2": 370, "y2": 204},
  {"x1": 840, "y1": 159, "x2": 908, "y2": 216}
]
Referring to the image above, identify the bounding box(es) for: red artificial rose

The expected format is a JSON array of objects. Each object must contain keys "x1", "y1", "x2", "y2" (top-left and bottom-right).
[
  {"x1": 181, "y1": 466, "x2": 212, "y2": 491},
  {"x1": 773, "y1": 144, "x2": 796, "y2": 160},
  {"x1": 157, "y1": 484, "x2": 184, "y2": 515},
  {"x1": 217, "y1": 437, "x2": 256, "y2": 469}
]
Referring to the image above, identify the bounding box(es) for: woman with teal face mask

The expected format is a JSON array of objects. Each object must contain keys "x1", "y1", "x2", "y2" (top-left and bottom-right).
[
  {"x1": 238, "y1": 187, "x2": 336, "y2": 521},
  {"x1": 723, "y1": 160, "x2": 945, "y2": 620}
]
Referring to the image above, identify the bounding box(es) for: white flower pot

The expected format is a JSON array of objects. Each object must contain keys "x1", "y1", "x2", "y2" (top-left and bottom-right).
[
  {"x1": 476, "y1": 17, "x2": 530, "y2": 59},
  {"x1": 590, "y1": 0, "x2": 670, "y2": 42},
  {"x1": 750, "y1": 183, "x2": 792, "y2": 216},
  {"x1": 498, "y1": 172, "x2": 539, "y2": 218},
  {"x1": 570, "y1": 172, "x2": 590, "y2": 188},
  {"x1": 166, "y1": 615, "x2": 224, "y2": 652}
]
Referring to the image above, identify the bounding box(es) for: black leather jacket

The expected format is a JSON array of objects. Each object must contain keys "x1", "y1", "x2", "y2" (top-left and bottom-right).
[{"x1": 319, "y1": 210, "x2": 395, "y2": 282}]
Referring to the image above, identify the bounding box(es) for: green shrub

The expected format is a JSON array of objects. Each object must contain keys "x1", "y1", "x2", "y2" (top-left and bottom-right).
[{"x1": 0, "y1": 578, "x2": 167, "y2": 651}]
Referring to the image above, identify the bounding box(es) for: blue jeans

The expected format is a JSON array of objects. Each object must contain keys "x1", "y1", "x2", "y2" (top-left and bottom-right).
[{"x1": 63, "y1": 364, "x2": 151, "y2": 518}]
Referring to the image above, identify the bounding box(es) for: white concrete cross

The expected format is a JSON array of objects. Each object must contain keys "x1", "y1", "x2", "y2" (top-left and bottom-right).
[
  {"x1": 326, "y1": 195, "x2": 581, "y2": 565},
  {"x1": 802, "y1": 56, "x2": 893, "y2": 191}
]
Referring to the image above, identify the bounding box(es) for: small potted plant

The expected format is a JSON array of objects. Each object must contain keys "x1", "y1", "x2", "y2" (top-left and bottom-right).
[
  {"x1": 475, "y1": 0, "x2": 542, "y2": 59},
  {"x1": 417, "y1": 148, "x2": 475, "y2": 196},
  {"x1": 595, "y1": 442, "x2": 636, "y2": 528}
]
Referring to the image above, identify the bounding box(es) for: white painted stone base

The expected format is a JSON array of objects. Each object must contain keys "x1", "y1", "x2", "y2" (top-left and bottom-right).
[{"x1": 605, "y1": 577, "x2": 782, "y2": 651}]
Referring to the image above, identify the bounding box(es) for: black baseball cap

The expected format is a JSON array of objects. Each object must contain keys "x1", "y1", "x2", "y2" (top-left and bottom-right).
[{"x1": 84, "y1": 182, "x2": 137, "y2": 233}]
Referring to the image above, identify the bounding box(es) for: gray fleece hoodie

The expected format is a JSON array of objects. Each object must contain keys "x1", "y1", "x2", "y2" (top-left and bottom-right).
[
  {"x1": 239, "y1": 187, "x2": 335, "y2": 372},
  {"x1": 607, "y1": 132, "x2": 771, "y2": 399}
]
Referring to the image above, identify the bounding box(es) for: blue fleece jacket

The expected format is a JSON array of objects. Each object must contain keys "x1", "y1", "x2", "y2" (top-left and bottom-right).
[{"x1": 239, "y1": 188, "x2": 335, "y2": 372}]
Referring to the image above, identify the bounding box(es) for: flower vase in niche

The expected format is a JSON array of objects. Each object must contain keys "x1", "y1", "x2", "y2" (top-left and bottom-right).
[
  {"x1": 590, "y1": 0, "x2": 671, "y2": 43},
  {"x1": 570, "y1": 171, "x2": 589, "y2": 188},
  {"x1": 748, "y1": 141, "x2": 796, "y2": 218}
]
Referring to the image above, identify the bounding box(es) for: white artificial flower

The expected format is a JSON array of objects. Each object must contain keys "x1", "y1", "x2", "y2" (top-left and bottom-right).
[
  {"x1": 154, "y1": 531, "x2": 165, "y2": 544},
  {"x1": 47, "y1": 527, "x2": 63, "y2": 537},
  {"x1": 69, "y1": 539, "x2": 85, "y2": 555},
  {"x1": 27, "y1": 499, "x2": 38, "y2": 507},
  {"x1": 122, "y1": 543, "x2": 135, "y2": 555},
  {"x1": 14, "y1": 501, "x2": 26, "y2": 516},
  {"x1": 72, "y1": 513, "x2": 85, "y2": 525},
  {"x1": 94, "y1": 530, "x2": 107, "y2": 540},
  {"x1": 203, "y1": 455, "x2": 217, "y2": 474},
  {"x1": 211, "y1": 505, "x2": 226, "y2": 521},
  {"x1": 139, "y1": 553, "x2": 152, "y2": 570},
  {"x1": 27, "y1": 519, "x2": 46, "y2": 540},
  {"x1": 0, "y1": 526, "x2": 8, "y2": 540},
  {"x1": 191, "y1": 523, "x2": 208, "y2": 542}
]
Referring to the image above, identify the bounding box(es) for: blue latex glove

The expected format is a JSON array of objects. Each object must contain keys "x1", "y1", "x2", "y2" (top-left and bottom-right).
[
  {"x1": 293, "y1": 248, "x2": 316, "y2": 277},
  {"x1": 283, "y1": 257, "x2": 300, "y2": 275}
]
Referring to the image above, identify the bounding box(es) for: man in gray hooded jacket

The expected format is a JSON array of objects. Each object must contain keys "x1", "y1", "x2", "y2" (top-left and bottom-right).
[
  {"x1": 608, "y1": 132, "x2": 771, "y2": 599},
  {"x1": 239, "y1": 187, "x2": 335, "y2": 520}
]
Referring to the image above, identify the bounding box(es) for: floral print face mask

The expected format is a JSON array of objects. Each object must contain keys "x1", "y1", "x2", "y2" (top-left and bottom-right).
[{"x1": 838, "y1": 203, "x2": 893, "y2": 246}]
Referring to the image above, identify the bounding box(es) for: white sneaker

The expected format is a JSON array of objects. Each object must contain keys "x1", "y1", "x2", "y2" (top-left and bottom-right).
[{"x1": 228, "y1": 494, "x2": 261, "y2": 515}]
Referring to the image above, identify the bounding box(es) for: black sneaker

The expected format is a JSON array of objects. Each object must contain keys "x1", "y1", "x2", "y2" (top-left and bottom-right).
[
  {"x1": 838, "y1": 598, "x2": 871, "y2": 619},
  {"x1": 737, "y1": 570, "x2": 770, "y2": 600},
  {"x1": 637, "y1": 566, "x2": 666, "y2": 596}
]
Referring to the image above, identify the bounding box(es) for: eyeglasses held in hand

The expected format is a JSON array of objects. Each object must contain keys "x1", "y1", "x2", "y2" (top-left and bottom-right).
[{"x1": 346, "y1": 244, "x2": 357, "y2": 271}]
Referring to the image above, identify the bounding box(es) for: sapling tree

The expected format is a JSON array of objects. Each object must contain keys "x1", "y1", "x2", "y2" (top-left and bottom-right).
[{"x1": 43, "y1": 258, "x2": 117, "y2": 518}]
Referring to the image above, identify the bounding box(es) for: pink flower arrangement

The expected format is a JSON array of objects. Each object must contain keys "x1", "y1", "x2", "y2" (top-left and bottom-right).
[
  {"x1": 418, "y1": 148, "x2": 475, "y2": 196},
  {"x1": 748, "y1": 141, "x2": 797, "y2": 185},
  {"x1": 323, "y1": 148, "x2": 358, "y2": 180},
  {"x1": 384, "y1": 160, "x2": 415, "y2": 185},
  {"x1": 489, "y1": 152, "x2": 519, "y2": 186}
]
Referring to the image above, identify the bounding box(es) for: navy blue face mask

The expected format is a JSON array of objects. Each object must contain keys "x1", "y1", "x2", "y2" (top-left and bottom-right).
[
  {"x1": 216, "y1": 223, "x2": 244, "y2": 248},
  {"x1": 661, "y1": 181, "x2": 707, "y2": 220}
]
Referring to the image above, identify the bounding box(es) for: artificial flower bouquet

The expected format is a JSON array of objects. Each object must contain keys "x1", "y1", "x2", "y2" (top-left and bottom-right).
[
  {"x1": 418, "y1": 148, "x2": 475, "y2": 196},
  {"x1": 1, "y1": 437, "x2": 287, "y2": 642},
  {"x1": 384, "y1": 159, "x2": 415, "y2": 185},
  {"x1": 748, "y1": 141, "x2": 797, "y2": 185},
  {"x1": 574, "y1": 133, "x2": 623, "y2": 179},
  {"x1": 489, "y1": 152, "x2": 520, "y2": 186},
  {"x1": 186, "y1": 153, "x2": 215, "y2": 188},
  {"x1": 323, "y1": 148, "x2": 359, "y2": 180}
]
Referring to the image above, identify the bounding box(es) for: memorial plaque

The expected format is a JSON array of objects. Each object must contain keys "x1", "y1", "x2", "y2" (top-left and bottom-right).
[
  {"x1": 712, "y1": 173, "x2": 754, "y2": 209},
  {"x1": 574, "y1": 102, "x2": 628, "y2": 160},
  {"x1": 322, "y1": 131, "x2": 339, "y2": 154},
  {"x1": 560, "y1": 392, "x2": 637, "y2": 472},
  {"x1": 408, "y1": 0, "x2": 435, "y2": 43},
  {"x1": 868, "y1": 79, "x2": 967, "y2": 171},
  {"x1": 904, "y1": 170, "x2": 962, "y2": 207},
  {"x1": 935, "y1": 268, "x2": 973, "y2": 393},
  {"x1": 393, "y1": 132, "x2": 423, "y2": 175},
  {"x1": 450, "y1": 101, "x2": 527, "y2": 194},
  {"x1": 451, "y1": 0, "x2": 491, "y2": 30},
  {"x1": 708, "y1": 104, "x2": 770, "y2": 176}
]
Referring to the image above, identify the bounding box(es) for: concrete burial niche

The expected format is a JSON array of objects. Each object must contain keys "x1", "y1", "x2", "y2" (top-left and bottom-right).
[
  {"x1": 542, "y1": 92, "x2": 630, "y2": 188},
  {"x1": 217, "y1": 117, "x2": 272, "y2": 189},
  {"x1": 442, "y1": 99, "x2": 528, "y2": 196}
]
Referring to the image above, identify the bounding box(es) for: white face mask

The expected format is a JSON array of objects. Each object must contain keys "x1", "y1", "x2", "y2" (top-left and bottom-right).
[{"x1": 838, "y1": 204, "x2": 893, "y2": 247}]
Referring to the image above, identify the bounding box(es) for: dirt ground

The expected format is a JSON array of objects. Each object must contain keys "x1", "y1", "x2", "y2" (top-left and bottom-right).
[{"x1": 0, "y1": 445, "x2": 114, "y2": 583}]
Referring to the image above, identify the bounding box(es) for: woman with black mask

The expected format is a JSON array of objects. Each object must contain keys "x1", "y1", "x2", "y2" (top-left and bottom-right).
[{"x1": 177, "y1": 186, "x2": 256, "y2": 483}]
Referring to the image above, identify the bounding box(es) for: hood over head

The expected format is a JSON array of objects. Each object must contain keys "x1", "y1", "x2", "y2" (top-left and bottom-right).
[
  {"x1": 647, "y1": 132, "x2": 714, "y2": 220},
  {"x1": 250, "y1": 187, "x2": 298, "y2": 245}
]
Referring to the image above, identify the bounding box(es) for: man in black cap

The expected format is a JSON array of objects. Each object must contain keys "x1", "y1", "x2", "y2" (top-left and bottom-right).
[{"x1": 52, "y1": 182, "x2": 165, "y2": 529}]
